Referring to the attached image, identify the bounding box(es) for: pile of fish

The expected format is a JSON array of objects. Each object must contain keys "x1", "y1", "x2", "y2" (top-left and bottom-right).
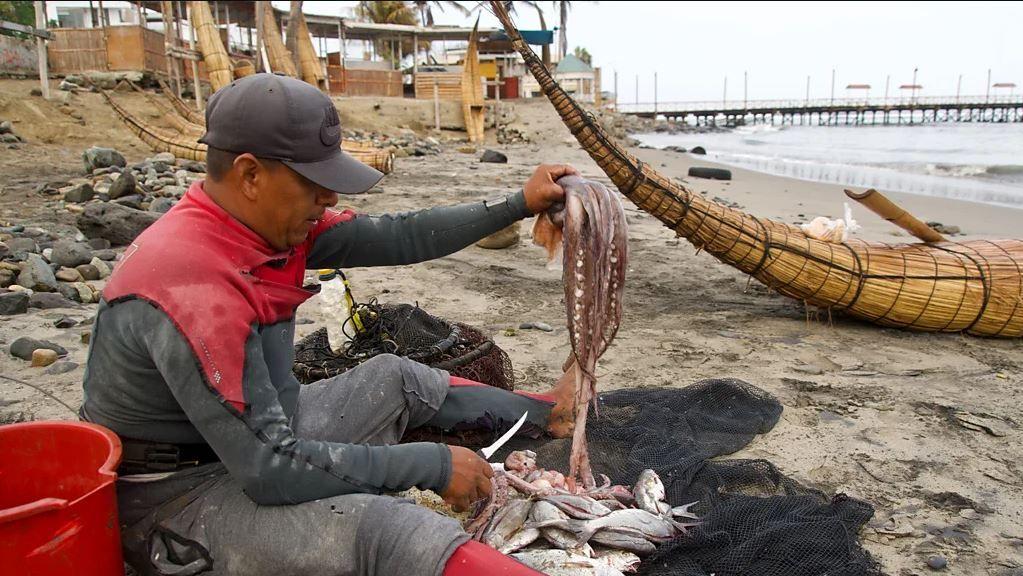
[{"x1": 466, "y1": 450, "x2": 698, "y2": 575}]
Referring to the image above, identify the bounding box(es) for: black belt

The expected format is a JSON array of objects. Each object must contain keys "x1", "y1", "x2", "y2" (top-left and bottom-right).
[{"x1": 118, "y1": 437, "x2": 220, "y2": 475}]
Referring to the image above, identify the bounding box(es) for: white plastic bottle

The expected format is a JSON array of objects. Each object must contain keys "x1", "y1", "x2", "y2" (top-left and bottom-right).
[{"x1": 317, "y1": 269, "x2": 353, "y2": 351}]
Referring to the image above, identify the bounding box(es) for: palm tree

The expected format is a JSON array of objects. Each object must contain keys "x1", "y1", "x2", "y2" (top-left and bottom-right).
[
  {"x1": 412, "y1": 1, "x2": 471, "y2": 27},
  {"x1": 508, "y1": 1, "x2": 551, "y2": 69},
  {"x1": 554, "y1": 0, "x2": 572, "y2": 61},
  {"x1": 355, "y1": 1, "x2": 418, "y2": 64}
]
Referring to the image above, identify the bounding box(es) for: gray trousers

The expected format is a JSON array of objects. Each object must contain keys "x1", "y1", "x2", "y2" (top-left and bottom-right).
[{"x1": 118, "y1": 355, "x2": 468, "y2": 576}]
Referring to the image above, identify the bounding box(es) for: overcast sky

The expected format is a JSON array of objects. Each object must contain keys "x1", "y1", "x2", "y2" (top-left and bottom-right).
[{"x1": 285, "y1": 1, "x2": 1022, "y2": 103}]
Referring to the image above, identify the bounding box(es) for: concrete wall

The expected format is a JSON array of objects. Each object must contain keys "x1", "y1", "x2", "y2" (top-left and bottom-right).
[{"x1": 0, "y1": 35, "x2": 39, "y2": 76}]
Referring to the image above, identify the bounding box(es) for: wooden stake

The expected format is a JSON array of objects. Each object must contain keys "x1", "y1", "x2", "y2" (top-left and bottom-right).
[
  {"x1": 433, "y1": 80, "x2": 440, "y2": 131},
  {"x1": 185, "y1": 3, "x2": 203, "y2": 111},
  {"x1": 255, "y1": 0, "x2": 265, "y2": 72},
  {"x1": 34, "y1": 1, "x2": 49, "y2": 100},
  {"x1": 844, "y1": 188, "x2": 946, "y2": 243}
]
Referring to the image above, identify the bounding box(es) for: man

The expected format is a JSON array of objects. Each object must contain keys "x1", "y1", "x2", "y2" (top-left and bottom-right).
[{"x1": 80, "y1": 73, "x2": 578, "y2": 575}]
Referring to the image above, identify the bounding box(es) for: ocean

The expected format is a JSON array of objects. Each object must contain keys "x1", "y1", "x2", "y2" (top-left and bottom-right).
[{"x1": 633, "y1": 123, "x2": 1023, "y2": 209}]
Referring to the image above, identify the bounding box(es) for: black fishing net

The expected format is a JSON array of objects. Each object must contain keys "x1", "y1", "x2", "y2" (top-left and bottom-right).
[
  {"x1": 487, "y1": 378, "x2": 880, "y2": 576},
  {"x1": 293, "y1": 302, "x2": 515, "y2": 391}
]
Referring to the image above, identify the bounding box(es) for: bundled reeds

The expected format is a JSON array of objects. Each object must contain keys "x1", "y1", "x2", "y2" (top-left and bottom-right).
[
  {"x1": 189, "y1": 1, "x2": 232, "y2": 92},
  {"x1": 233, "y1": 60, "x2": 256, "y2": 79},
  {"x1": 293, "y1": 9, "x2": 326, "y2": 90},
  {"x1": 260, "y1": 2, "x2": 298, "y2": 78},
  {"x1": 490, "y1": 1, "x2": 1023, "y2": 337},
  {"x1": 156, "y1": 78, "x2": 205, "y2": 125},
  {"x1": 461, "y1": 23, "x2": 485, "y2": 144},
  {"x1": 106, "y1": 90, "x2": 395, "y2": 175}
]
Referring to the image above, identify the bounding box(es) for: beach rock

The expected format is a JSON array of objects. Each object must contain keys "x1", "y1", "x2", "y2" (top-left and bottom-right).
[
  {"x1": 45, "y1": 361, "x2": 79, "y2": 375},
  {"x1": 82, "y1": 146, "x2": 126, "y2": 173},
  {"x1": 63, "y1": 183, "x2": 95, "y2": 203},
  {"x1": 89, "y1": 257, "x2": 112, "y2": 279},
  {"x1": 0, "y1": 242, "x2": 7, "y2": 258},
  {"x1": 161, "y1": 186, "x2": 186, "y2": 199},
  {"x1": 0, "y1": 120, "x2": 11, "y2": 134},
  {"x1": 0, "y1": 268, "x2": 15, "y2": 288},
  {"x1": 77, "y1": 203, "x2": 160, "y2": 246},
  {"x1": 113, "y1": 195, "x2": 144, "y2": 210},
  {"x1": 10, "y1": 337, "x2": 67, "y2": 360},
  {"x1": 17, "y1": 254, "x2": 58, "y2": 292},
  {"x1": 92, "y1": 249, "x2": 117, "y2": 262},
  {"x1": 149, "y1": 198, "x2": 177, "y2": 214},
  {"x1": 87, "y1": 238, "x2": 111, "y2": 250},
  {"x1": 30, "y1": 88, "x2": 42, "y2": 97},
  {"x1": 73, "y1": 282, "x2": 96, "y2": 304},
  {"x1": 926, "y1": 556, "x2": 947, "y2": 570},
  {"x1": 2, "y1": 134, "x2": 20, "y2": 144},
  {"x1": 31, "y1": 349, "x2": 60, "y2": 367},
  {"x1": 689, "y1": 146, "x2": 707, "y2": 155},
  {"x1": 179, "y1": 160, "x2": 206, "y2": 173},
  {"x1": 76, "y1": 264, "x2": 101, "y2": 281},
  {"x1": 532, "y1": 322, "x2": 554, "y2": 332},
  {"x1": 7, "y1": 237, "x2": 40, "y2": 255},
  {"x1": 57, "y1": 283, "x2": 82, "y2": 303},
  {"x1": 54, "y1": 316, "x2": 78, "y2": 329},
  {"x1": 81, "y1": 331, "x2": 91, "y2": 344},
  {"x1": 457, "y1": 145, "x2": 476, "y2": 154},
  {"x1": 108, "y1": 171, "x2": 137, "y2": 199},
  {"x1": 475, "y1": 222, "x2": 520, "y2": 249},
  {"x1": 50, "y1": 242, "x2": 93, "y2": 268},
  {"x1": 151, "y1": 152, "x2": 176, "y2": 164},
  {"x1": 55, "y1": 267, "x2": 83, "y2": 283},
  {"x1": 480, "y1": 150, "x2": 508, "y2": 164},
  {"x1": 30, "y1": 292, "x2": 75, "y2": 309},
  {"x1": 927, "y1": 222, "x2": 961, "y2": 236},
  {"x1": 0, "y1": 291, "x2": 29, "y2": 315}
]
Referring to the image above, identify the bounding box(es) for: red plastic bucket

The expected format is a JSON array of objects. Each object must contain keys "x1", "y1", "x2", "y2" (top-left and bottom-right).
[{"x1": 0, "y1": 421, "x2": 123, "y2": 575}]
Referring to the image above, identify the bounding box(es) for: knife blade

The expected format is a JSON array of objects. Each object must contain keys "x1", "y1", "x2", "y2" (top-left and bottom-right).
[{"x1": 477, "y1": 411, "x2": 528, "y2": 462}]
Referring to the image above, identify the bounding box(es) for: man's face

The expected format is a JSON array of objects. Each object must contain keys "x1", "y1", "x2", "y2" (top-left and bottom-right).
[{"x1": 253, "y1": 161, "x2": 339, "y2": 251}]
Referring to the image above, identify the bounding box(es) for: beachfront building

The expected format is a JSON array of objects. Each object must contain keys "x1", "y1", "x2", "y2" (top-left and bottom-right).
[{"x1": 522, "y1": 53, "x2": 600, "y2": 104}]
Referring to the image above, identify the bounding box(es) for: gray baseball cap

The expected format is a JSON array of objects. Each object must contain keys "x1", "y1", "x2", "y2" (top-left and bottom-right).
[{"x1": 199, "y1": 73, "x2": 382, "y2": 195}]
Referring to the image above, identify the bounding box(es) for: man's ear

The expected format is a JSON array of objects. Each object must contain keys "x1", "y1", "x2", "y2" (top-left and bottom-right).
[{"x1": 233, "y1": 154, "x2": 265, "y2": 201}]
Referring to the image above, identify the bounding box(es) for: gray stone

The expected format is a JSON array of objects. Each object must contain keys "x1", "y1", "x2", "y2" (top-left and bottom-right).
[
  {"x1": 63, "y1": 183, "x2": 95, "y2": 203},
  {"x1": 0, "y1": 268, "x2": 15, "y2": 288},
  {"x1": 17, "y1": 254, "x2": 58, "y2": 292},
  {"x1": 0, "y1": 120, "x2": 11, "y2": 134},
  {"x1": 44, "y1": 361, "x2": 79, "y2": 375},
  {"x1": 91, "y1": 249, "x2": 117, "y2": 262},
  {"x1": 108, "y1": 171, "x2": 137, "y2": 200},
  {"x1": 82, "y1": 146, "x2": 126, "y2": 173},
  {"x1": 0, "y1": 291, "x2": 29, "y2": 315},
  {"x1": 926, "y1": 556, "x2": 947, "y2": 570},
  {"x1": 7, "y1": 237, "x2": 39, "y2": 255},
  {"x1": 161, "y1": 186, "x2": 186, "y2": 198},
  {"x1": 0, "y1": 241, "x2": 8, "y2": 259},
  {"x1": 151, "y1": 161, "x2": 171, "y2": 174},
  {"x1": 532, "y1": 322, "x2": 554, "y2": 332},
  {"x1": 50, "y1": 241, "x2": 94, "y2": 268},
  {"x1": 10, "y1": 337, "x2": 67, "y2": 360},
  {"x1": 56, "y1": 267, "x2": 83, "y2": 283},
  {"x1": 113, "y1": 195, "x2": 144, "y2": 210},
  {"x1": 149, "y1": 198, "x2": 177, "y2": 214},
  {"x1": 57, "y1": 283, "x2": 82, "y2": 303},
  {"x1": 54, "y1": 316, "x2": 78, "y2": 329},
  {"x1": 77, "y1": 203, "x2": 160, "y2": 246},
  {"x1": 480, "y1": 149, "x2": 508, "y2": 163},
  {"x1": 29, "y1": 292, "x2": 76, "y2": 309},
  {"x1": 89, "y1": 257, "x2": 112, "y2": 279},
  {"x1": 76, "y1": 264, "x2": 101, "y2": 281},
  {"x1": 180, "y1": 160, "x2": 206, "y2": 173},
  {"x1": 92, "y1": 166, "x2": 122, "y2": 176},
  {"x1": 2, "y1": 134, "x2": 19, "y2": 144},
  {"x1": 87, "y1": 238, "x2": 111, "y2": 250},
  {"x1": 151, "y1": 152, "x2": 176, "y2": 164},
  {"x1": 689, "y1": 146, "x2": 707, "y2": 155},
  {"x1": 59, "y1": 79, "x2": 82, "y2": 92}
]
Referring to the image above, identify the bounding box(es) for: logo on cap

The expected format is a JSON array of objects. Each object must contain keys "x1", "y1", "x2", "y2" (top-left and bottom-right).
[{"x1": 320, "y1": 105, "x2": 341, "y2": 147}]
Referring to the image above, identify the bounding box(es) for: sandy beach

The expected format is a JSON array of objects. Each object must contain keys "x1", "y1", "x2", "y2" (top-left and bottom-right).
[{"x1": 1, "y1": 83, "x2": 1021, "y2": 575}]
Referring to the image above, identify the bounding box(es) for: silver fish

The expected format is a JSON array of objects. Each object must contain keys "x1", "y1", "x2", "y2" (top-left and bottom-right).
[
  {"x1": 543, "y1": 494, "x2": 614, "y2": 520},
  {"x1": 590, "y1": 528, "x2": 658, "y2": 556},
  {"x1": 671, "y1": 501, "x2": 700, "y2": 520},
  {"x1": 511, "y1": 549, "x2": 627, "y2": 576},
  {"x1": 497, "y1": 527, "x2": 541, "y2": 554},
  {"x1": 593, "y1": 549, "x2": 643, "y2": 573},
  {"x1": 482, "y1": 499, "x2": 533, "y2": 550},
  {"x1": 542, "y1": 526, "x2": 583, "y2": 550},
  {"x1": 598, "y1": 499, "x2": 628, "y2": 511},
  {"x1": 632, "y1": 469, "x2": 665, "y2": 515},
  {"x1": 573, "y1": 508, "x2": 677, "y2": 544}
]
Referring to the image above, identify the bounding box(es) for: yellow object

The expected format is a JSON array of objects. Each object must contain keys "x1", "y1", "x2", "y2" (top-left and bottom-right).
[{"x1": 190, "y1": 1, "x2": 233, "y2": 92}]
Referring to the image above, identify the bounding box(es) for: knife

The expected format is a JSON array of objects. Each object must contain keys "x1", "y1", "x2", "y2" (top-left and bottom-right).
[{"x1": 477, "y1": 411, "x2": 528, "y2": 465}]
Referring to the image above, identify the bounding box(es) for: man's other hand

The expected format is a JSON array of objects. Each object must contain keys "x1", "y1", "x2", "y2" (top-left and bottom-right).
[
  {"x1": 441, "y1": 446, "x2": 494, "y2": 512},
  {"x1": 523, "y1": 163, "x2": 580, "y2": 215}
]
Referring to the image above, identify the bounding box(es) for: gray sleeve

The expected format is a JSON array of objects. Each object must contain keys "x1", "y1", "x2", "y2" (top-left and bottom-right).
[
  {"x1": 127, "y1": 301, "x2": 452, "y2": 505},
  {"x1": 308, "y1": 190, "x2": 532, "y2": 269}
]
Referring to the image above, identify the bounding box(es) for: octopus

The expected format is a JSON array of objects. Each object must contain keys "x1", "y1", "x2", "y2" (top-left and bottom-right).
[{"x1": 533, "y1": 176, "x2": 628, "y2": 489}]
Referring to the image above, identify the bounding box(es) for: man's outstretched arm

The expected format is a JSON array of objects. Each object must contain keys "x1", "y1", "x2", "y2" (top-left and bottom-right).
[{"x1": 307, "y1": 163, "x2": 578, "y2": 269}]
